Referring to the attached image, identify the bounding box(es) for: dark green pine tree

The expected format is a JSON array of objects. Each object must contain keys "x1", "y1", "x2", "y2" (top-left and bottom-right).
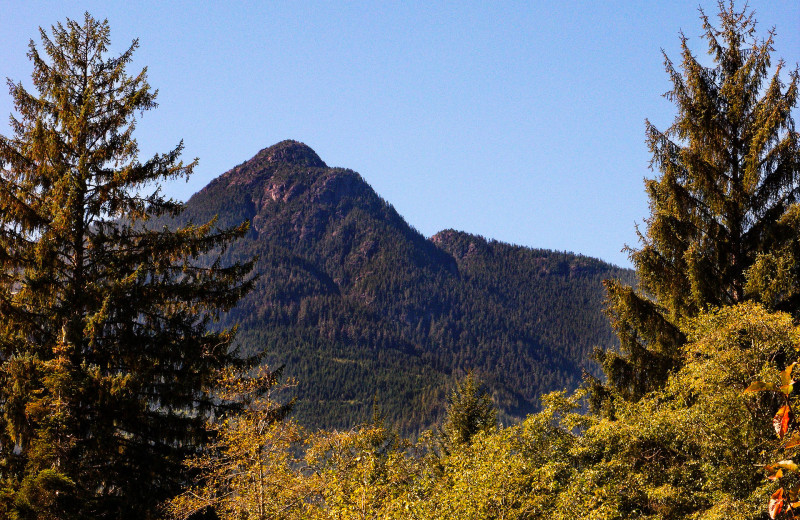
[
  {"x1": 0, "y1": 15, "x2": 253, "y2": 519},
  {"x1": 593, "y1": 2, "x2": 799, "y2": 411},
  {"x1": 437, "y1": 373, "x2": 497, "y2": 454}
]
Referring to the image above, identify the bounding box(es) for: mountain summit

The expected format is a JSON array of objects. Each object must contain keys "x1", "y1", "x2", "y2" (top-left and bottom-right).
[
  {"x1": 258, "y1": 139, "x2": 327, "y2": 168},
  {"x1": 205, "y1": 139, "x2": 326, "y2": 192},
  {"x1": 179, "y1": 142, "x2": 633, "y2": 432}
]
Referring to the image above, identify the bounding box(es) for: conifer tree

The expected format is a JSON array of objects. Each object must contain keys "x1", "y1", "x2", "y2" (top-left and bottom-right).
[
  {"x1": 438, "y1": 373, "x2": 497, "y2": 453},
  {"x1": 0, "y1": 14, "x2": 253, "y2": 518},
  {"x1": 594, "y1": 2, "x2": 799, "y2": 408}
]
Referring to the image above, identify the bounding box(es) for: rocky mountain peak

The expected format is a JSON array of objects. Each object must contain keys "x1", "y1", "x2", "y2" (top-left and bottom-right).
[
  {"x1": 254, "y1": 140, "x2": 327, "y2": 168},
  {"x1": 207, "y1": 140, "x2": 328, "y2": 191}
]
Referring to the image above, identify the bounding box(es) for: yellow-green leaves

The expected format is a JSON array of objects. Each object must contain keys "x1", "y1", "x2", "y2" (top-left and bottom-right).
[
  {"x1": 785, "y1": 432, "x2": 800, "y2": 450},
  {"x1": 781, "y1": 363, "x2": 797, "y2": 395},
  {"x1": 743, "y1": 362, "x2": 796, "y2": 398},
  {"x1": 776, "y1": 460, "x2": 800, "y2": 473},
  {"x1": 746, "y1": 381, "x2": 778, "y2": 392},
  {"x1": 166, "y1": 366, "x2": 301, "y2": 520}
]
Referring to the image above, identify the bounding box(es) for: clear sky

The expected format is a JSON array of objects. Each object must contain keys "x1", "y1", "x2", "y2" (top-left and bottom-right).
[{"x1": 1, "y1": 1, "x2": 798, "y2": 267}]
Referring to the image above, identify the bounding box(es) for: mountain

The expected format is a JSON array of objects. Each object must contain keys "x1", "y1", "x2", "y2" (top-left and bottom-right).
[{"x1": 177, "y1": 140, "x2": 634, "y2": 432}]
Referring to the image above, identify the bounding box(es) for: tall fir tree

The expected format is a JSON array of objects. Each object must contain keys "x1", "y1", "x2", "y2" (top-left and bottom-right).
[
  {"x1": 0, "y1": 14, "x2": 253, "y2": 519},
  {"x1": 594, "y1": 1, "x2": 799, "y2": 410}
]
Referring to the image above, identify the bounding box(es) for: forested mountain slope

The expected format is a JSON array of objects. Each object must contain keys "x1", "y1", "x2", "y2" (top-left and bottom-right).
[{"x1": 177, "y1": 140, "x2": 634, "y2": 432}]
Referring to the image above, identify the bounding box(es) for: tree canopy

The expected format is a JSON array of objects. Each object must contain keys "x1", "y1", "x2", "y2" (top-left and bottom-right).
[
  {"x1": 2, "y1": 4, "x2": 799, "y2": 520},
  {"x1": 0, "y1": 13, "x2": 253, "y2": 519},
  {"x1": 595, "y1": 1, "x2": 800, "y2": 408}
]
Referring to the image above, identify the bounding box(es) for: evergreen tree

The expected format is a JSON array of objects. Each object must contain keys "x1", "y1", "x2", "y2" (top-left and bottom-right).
[
  {"x1": 0, "y1": 14, "x2": 253, "y2": 518},
  {"x1": 594, "y1": 1, "x2": 800, "y2": 408},
  {"x1": 438, "y1": 373, "x2": 497, "y2": 453}
]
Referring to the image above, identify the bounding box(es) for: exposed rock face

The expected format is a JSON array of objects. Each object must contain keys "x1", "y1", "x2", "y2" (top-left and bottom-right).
[
  {"x1": 259, "y1": 140, "x2": 327, "y2": 168},
  {"x1": 213, "y1": 140, "x2": 327, "y2": 188},
  {"x1": 192, "y1": 140, "x2": 373, "y2": 237},
  {"x1": 431, "y1": 229, "x2": 490, "y2": 263}
]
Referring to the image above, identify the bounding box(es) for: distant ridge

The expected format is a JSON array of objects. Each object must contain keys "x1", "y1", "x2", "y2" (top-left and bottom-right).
[{"x1": 179, "y1": 141, "x2": 634, "y2": 432}]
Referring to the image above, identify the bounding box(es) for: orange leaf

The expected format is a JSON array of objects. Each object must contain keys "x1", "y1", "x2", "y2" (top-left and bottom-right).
[
  {"x1": 769, "y1": 468, "x2": 785, "y2": 481},
  {"x1": 775, "y1": 405, "x2": 792, "y2": 438},
  {"x1": 770, "y1": 488, "x2": 785, "y2": 519}
]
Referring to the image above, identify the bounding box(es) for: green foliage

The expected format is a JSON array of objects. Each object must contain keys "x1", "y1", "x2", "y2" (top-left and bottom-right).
[
  {"x1": 744, "y1": 351, "x2": 800, "y2": 518},
  {"x1": 437, "y1": 372, "x2": 497, "y2": 452},
  {"x1": 745, "y1": 204, "x2": 800, "y2": 312},
  {"x1": 302, "y1": 424, "x2": 417, "y2": 519},
  {"x1": 586, "y1": 4, "x2": 800, "y2": 515},
  {"x1": 418, "y1": 302, "x2": 794, "y2": 520},
  {"x1": 166, "y1": 366, "x2": 302, "y2": 520},
  {"x1": 596, "y1": 1, "x2": 800, "y2": 408},
  {"x1": 0, "y1": 14, "x2": 252, "y2": 518},
  {"x1": 402, "y1": 391, "x2": 578, "y2": 520},
  {"x1": 177, "y1": 303, "x2": 796, "y2": 520},
  {"x1": 563, "y1": 303, "x2": 794, "y2": 519}
]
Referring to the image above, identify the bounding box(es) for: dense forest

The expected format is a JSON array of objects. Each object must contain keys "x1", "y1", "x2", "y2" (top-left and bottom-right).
[
  {"x1": 0, "y1": 3, "x2": 799, "y2": 519},
  {"x1": 172, "y1": 139, "x2": 633, "y2": 432}
]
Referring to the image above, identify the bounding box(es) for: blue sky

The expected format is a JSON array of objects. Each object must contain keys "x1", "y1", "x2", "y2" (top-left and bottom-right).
[{"x1": 1, "y1": 1, "x2": 798, "y2": 267}]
